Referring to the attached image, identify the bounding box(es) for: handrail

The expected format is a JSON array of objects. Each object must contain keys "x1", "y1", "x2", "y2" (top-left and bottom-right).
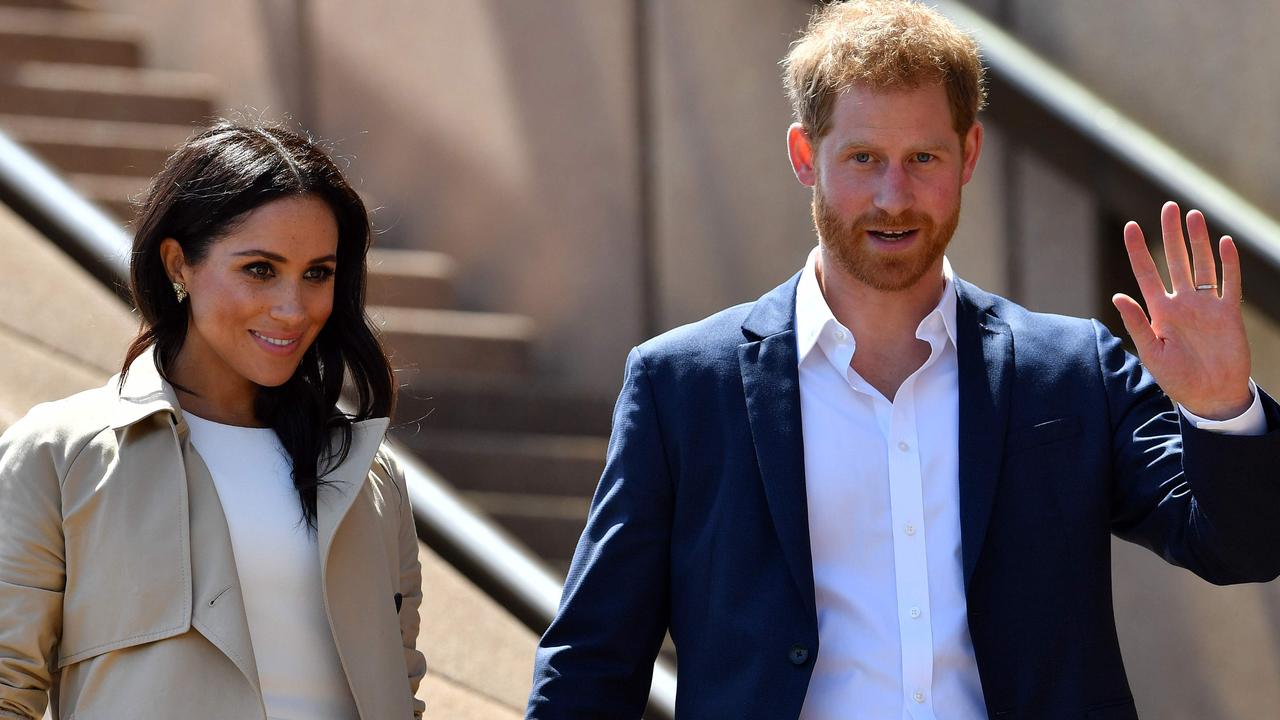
[
  {"x1": 932, "y1": 0, "x2": 1280, "y2": 311},
  {"x1": 0, "y1": 132, "x2": 131, "y2": 294},
  {"x1": 0, "y1": 127, "x2": 679, "y2": 719}
]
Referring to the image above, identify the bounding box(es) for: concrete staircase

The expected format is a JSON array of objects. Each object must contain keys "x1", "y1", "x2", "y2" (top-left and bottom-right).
[{"x1": 0, "y1": 0, "x2": 610, "y2": 575}]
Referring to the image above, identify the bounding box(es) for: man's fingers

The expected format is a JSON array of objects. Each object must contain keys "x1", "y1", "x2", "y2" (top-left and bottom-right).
[
  {"x1": 1124, "y1": 221, "x2": 1168, "y2": 304},
  {"x1": 1160, "y1": 201, "x2": 1194, "y2": 292},
  {"x1": 1221, "y1": 236, "x2": 1243, "y2": 304},
  {"x1": 1112, "y1": 293, "x2": 1159, "y2": 358},
  {"x1": 1185, "y1": 209, "x2": 1218, "y2": 290}
]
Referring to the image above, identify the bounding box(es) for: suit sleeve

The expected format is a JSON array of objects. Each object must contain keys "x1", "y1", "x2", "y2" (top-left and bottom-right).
[
  {"x1": 1098, "y1": 320, "x2": 1280, "y2": 584},
  {"x1": 378, "y1": 449, "x2": 428, "y2": 719},
  {"x1": 0, "y1": 414, "x2": 67, "y2": 720},
  {"x1": 526, "y1": 347, "x2": 673, "y2": 720}
]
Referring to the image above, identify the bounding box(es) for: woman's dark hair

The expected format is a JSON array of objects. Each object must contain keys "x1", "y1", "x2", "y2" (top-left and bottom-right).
[{"x1": 121, "y1": 121, "x2": 395, "y2": 530}]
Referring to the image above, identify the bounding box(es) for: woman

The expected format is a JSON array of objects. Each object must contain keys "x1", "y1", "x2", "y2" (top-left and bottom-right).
[{"x1": 0, "y1": 123, "x2": 426, "y2": 719}]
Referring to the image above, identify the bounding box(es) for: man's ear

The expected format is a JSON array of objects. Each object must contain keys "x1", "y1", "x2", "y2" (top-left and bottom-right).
[
  {"x1": 960, "y1": 120, "x2": 984, "y2": 186},
  {"x1": 159, "y1": 238, "x2": 188, "y2": 285},
  {"x1": 787, "y1": 122, "x2": 818, "y2": 187}
]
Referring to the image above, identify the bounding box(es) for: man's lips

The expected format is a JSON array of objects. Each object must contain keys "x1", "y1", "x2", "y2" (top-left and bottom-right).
[
  {"x1": 249, "y1": 329, "x2": 302, "y2": 355},
  {"x1": 866, "y1": 228, "x2": 920, "y2": 243}
]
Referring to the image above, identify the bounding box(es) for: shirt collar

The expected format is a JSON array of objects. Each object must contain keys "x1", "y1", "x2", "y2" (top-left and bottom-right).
[{"x1": 794, "y1": 246, "x2": 959, "y2": 367}]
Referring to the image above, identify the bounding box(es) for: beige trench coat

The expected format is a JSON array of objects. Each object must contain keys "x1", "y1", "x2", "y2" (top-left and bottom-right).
[{"x1": 0, "y1": 352, "x2": 427, "y2": 719}]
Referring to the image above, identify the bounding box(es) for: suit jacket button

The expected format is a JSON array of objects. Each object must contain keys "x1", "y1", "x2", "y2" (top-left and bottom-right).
[{"x1": 789, "y1": 644, "x2": 809, "y2": 665}]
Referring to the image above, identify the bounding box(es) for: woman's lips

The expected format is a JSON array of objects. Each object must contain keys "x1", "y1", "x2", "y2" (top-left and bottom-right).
[{"x1": 249, "y1": 329, "x2": 302, "y2": 355}]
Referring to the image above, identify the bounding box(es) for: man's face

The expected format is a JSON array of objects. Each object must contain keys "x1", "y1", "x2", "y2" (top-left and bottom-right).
[{"x1": 790, "y1": 83, "x2": 982, "y2": 292}]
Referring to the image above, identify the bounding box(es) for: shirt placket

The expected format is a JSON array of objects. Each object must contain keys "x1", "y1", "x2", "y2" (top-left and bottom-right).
[{"x1": 875, "y1": 376, "x2": 936, "y2": 720}]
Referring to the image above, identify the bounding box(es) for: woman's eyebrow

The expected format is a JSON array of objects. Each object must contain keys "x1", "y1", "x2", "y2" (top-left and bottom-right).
[{"x1": 232, "y1": 249, "x2": 337, "y2": 264}]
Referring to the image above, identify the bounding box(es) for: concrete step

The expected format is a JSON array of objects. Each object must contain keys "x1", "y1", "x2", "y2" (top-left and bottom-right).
[
  {"x1": 0, "y1": 0, "x2": 78, "y2": 8},
  {"x1": 371, "y1": 306, "x2": 535, "y2": 377},
  {"x1": 392, "y1": 429, "x2": 607, "y2": 498},
  {"x1": 65, "y1": 172, "x2": 147, "y2": 220},
  {"x1": 396, "y1": 380, "x2": 614, "y2": 437},
  {"x1": 0, "y1": 7, "x2": 142, "y2": 67},
  {"x1": 0, "y1": 62, "x2": 216, "y2": 123},
  {"x1": 366, "y1": 247, "x2": 454, "y2": 309},
  {"x1": 462, "y1": 491, "x2": 587, "y2": 571},
  {"x1": 0, "y1": 115, "x2": 192, "y2": 177}
]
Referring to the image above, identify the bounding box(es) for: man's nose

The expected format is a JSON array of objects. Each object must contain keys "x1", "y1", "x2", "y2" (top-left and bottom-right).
[{"x1": 874, "y1": 165, "x2": 914, "y2": 217}]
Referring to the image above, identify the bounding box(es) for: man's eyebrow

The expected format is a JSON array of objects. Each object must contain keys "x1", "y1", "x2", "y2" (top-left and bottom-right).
[
  {"x1": 833, "y1": 140, "x2": 955, "y2": 153},
  {"x1": 232, "y1": 249, "x2": 337, "y2": 264}
]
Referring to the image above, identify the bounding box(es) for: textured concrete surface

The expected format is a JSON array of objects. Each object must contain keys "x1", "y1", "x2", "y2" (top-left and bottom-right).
[
  {"x1": 417, "y1": 542, "x2": 538, "y2": 716},
  {"x1": 0, "y1": 202, "x2": 134, "y2": 430}
]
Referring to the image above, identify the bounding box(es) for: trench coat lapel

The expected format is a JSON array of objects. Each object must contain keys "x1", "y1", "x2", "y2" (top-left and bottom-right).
[
  {"x1": 316, "y1": 418, "x2": 391, "y2": 569},
  {"x1": 739, "y1": 273, "x2": 816, "y2": 621},
  {"x1": 111, "y1": 350, "x2": 260, "y2": 691},
  {"x1": 314, "y1": 417, "x2": 401, "y2": 718},
  {"x1": 184, "y1": 432, "x2": 261, "y2": 693},
  {"x1": 955, "y1": 280, "x2": 1014, "y2": 588},
  {"x1": 181, "y1": 415, "x2": 389, "y2": 708}
]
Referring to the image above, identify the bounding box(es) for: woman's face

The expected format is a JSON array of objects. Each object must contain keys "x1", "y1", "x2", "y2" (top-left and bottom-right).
[{"x1": 163, "y1": 194, "x2": 340, "y2": 404}]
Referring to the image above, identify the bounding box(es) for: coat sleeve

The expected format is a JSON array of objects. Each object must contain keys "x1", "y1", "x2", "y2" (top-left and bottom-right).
[
  {"x1": 376, "y1": 449, "x2": 428, "y2": 719},
  {"x1": 0, "y1": 411, "x2": 69, "y2": 720},
  {"x1": 526, "y1": 347, "x2": 673, "y2": 720},
  {"x1": 1098, "y1": 320, "x2": 1280, "y2": 584}
]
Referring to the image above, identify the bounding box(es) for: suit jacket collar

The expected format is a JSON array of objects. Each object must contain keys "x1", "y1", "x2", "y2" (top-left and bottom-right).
[
  {"x1": 741, "y1": 271, "x2": 802, "y2": 340},
  {"x1": 739, "y1": 273, "x2": 1014, "y2": 612}
]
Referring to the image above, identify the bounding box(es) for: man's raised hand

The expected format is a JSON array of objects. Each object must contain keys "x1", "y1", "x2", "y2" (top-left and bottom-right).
[{"x1": 1112, "y1": 201, "x2": 1252, "y2": 420}]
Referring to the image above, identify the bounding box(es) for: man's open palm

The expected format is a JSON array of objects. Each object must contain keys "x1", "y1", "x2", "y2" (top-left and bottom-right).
[{"x1": 1112, "y1": 201, "x2": 1253, "y2": 420}]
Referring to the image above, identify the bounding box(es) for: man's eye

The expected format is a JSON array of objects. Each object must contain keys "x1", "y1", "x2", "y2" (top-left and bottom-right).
[
  {"x1": 915, "y1": 152, "x2": 934, "y2": 163},
  {"x1": 852, "y1": 152, "x2": 872, "y2": 163}
]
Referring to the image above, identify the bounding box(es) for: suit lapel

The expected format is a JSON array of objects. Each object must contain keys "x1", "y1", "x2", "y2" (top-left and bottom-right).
[
  {"x1": 955, "y1": 280, "x2": 1014, "y2": 587},
  {"x1": 739, "y1": 274, "x2": 816, "y2": 620}
]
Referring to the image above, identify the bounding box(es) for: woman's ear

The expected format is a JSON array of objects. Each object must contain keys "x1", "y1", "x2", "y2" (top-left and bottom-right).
[{"x1": 159, "y1": 238, "x2": 187, "y2": 284}]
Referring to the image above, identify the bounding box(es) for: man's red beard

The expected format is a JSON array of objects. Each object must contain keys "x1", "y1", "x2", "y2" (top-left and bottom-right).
[{"x1": 812, "y1": 186, "x2": 961, "y2": 292}]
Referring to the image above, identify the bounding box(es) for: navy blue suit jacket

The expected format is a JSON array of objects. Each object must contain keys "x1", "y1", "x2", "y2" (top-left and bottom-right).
[{"x1": 527, "y1": 275, "x2": 1280, "y2": 720}]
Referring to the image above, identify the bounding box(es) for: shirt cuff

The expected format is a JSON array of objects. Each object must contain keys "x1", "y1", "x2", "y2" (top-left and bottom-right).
[{"x1": 1178, "y1": 379, "x2": 1265, "y2": 436}]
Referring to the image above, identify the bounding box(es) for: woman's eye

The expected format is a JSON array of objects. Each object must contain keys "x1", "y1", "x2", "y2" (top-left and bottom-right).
[
  {"x1": 305, "y1": 266, "x2": 336, "y2": 281},
  {"x1": 245, "y1": 262, "x2": 273, "y2": 279}
]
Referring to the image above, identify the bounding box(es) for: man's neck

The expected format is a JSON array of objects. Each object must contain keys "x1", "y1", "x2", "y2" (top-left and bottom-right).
[
  {"x1": 816, "y1": 250, "x2": 946, "y2": 401},
  {"x1": 816, "y1": 252, "x2": 946, "y2": 344}
]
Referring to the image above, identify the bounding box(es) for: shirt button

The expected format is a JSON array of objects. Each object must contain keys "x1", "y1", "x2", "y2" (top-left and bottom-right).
[
  {"x1": 909, "y1": 606, "x2": 922, "y2": 619},
  {"x1": 914, "y1": 690, "x2": 926, "y2": 703},
  {"x1": 904, "y1": 523, "x2": 916, "y2": 536},
  {"x1": 897, "y1": 441, "x2": 910, "y2": 452},
  {"x1": 833, "y1": 329, "x2": 847, "y2": 342}
]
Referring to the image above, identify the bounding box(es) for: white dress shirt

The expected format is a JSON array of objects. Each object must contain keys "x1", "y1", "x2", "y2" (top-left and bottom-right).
[
  {"x1": 186, "y1": 414, "x2": 358, "y2": 720},
  {"x1": 792, "y1": 248, "x2": 1264, "y2": 720},
  {"x1": 795, "y1": 249, "x2": 984, "y2": 720}
]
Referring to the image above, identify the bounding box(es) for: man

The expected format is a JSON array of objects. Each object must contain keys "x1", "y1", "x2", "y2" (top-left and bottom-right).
[{"x1": 526, "y1": 2, "x2": 1280, "y2": 718}]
